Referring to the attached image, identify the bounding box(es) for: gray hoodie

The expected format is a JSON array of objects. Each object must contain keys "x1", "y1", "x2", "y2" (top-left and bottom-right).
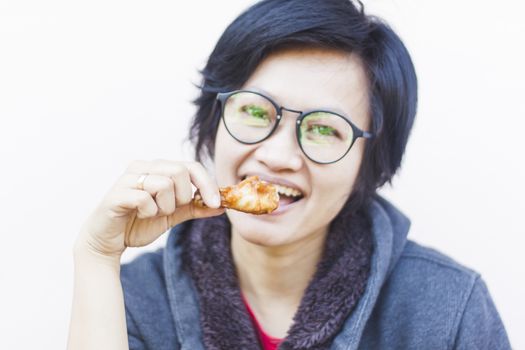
[{"x1": 121, "y1": 196, "x2": 511, "y2": 349}]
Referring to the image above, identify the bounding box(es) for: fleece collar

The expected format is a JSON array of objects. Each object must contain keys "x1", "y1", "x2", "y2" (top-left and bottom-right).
[{"x1": 163, "y1": 196, "x2": 411, "y2": 350}]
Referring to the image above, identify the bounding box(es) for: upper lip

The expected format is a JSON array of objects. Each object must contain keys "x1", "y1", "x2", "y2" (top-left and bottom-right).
[{"x1": 241, "y1": 172, "x2": 306, "y2": 196}]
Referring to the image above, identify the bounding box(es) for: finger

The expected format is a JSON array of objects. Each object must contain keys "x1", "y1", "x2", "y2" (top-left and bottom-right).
[
  {"x1": 116, "y1": 173, "x2": 176, "y2": 216},
  {"x1": 170, "y1": 166, "x2": 193, "y2": 208},
  {"x1": 154, "y1": 182, "x2": 176, "y2": 216},
  {"x1": 167, "y1": 201, "x2": 225, "y2": 227},
  {"x1": 140, "y1": 174, "x2": 177, "y2": 216},
  {"x1": 108, "y1": 188, "x2": 158, "y2": 219},
  {"x1": 184, "y1": 161, "x2": 221, "y2": 208},
  {"x1": 125, "y1": 159, "x2": 220, "y2": 209},
  {"x1": 125, "y1": 159, "x2": 193, "y2": 207}
]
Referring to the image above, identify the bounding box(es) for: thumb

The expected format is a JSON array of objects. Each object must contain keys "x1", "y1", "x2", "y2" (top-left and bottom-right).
[{"x1": 167, "y1": 202, "x2": 225, "y2": 227}]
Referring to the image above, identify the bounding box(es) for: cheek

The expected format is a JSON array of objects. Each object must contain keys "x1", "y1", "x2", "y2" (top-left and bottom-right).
[
  {"x1": 213, "y1": 125, "x2": 234, "y2": 184},
  {"x1": 314, "y1": 140, "x2": 366, "y2": 205},
  {"x1": 213, "y1": 124, "x2": 252, "y2": 186}
]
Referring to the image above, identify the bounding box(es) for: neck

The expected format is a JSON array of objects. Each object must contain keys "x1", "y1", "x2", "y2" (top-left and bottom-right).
[{"x1": 231, "y1": 227, "x2": 328, "y2": 307}]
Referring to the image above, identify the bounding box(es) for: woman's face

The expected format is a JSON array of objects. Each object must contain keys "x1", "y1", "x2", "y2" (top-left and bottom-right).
[{"x1": 214, "y1": 47, "x2": 370, "y2": 247}]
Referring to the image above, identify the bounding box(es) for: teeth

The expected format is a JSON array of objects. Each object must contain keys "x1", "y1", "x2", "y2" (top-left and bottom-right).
[
  {"x1": 241, "y1": 175, "x2": 303, "y2": 198},
  {"x1": 274, "y1": 184, "x2": 302, "y2": 198}
]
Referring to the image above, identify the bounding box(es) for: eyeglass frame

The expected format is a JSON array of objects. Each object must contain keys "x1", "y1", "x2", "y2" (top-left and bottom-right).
[{"x1": 216, "y1": 89, "x2": 374, "y2": 164}]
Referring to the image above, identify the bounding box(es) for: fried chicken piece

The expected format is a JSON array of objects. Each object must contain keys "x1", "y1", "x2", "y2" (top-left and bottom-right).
[{"x1": 193, "y1": 176, "x2": 279, "y2": 214}]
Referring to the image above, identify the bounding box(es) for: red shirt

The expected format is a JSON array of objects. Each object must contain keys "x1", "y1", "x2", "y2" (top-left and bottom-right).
[{"x1": 241, "y1": 293, "x2": 284, "y2": 350}]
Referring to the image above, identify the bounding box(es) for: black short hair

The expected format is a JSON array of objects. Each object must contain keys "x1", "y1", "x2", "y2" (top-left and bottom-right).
[{"x1": 189, "y1": 0, "x2": 417, "y2": 212}]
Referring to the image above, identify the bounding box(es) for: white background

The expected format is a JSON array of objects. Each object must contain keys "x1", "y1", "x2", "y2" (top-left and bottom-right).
[{"x1": 1, "y1": 0, "x2": 524, "y2": 348}]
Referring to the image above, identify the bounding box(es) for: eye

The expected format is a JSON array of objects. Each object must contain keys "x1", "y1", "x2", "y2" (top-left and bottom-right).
[
  {"x1": 242, "y1": 105, "x2": 268, "y2": 119},
  {"x1": 311, "y1": 124, "x2": 338, "y2": 137}
]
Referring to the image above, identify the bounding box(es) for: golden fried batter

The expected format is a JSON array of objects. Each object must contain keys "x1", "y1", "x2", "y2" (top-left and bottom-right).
[{"x1": 193, "y1": 175, "x2": 279, "y2": 214}]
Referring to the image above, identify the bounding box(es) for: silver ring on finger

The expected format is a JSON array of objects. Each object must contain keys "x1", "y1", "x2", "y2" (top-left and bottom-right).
[{"x1": 136, "y1": 173, "x2": 149, "y2": 191}]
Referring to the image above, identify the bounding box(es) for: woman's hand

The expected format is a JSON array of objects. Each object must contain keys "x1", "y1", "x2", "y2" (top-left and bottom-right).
[
  {"x1": 74, "y1": 159, "x2": 224, "y2": 259},
  {"x1": 69, "y1": 159, "x2": 224, "y2": 350}
]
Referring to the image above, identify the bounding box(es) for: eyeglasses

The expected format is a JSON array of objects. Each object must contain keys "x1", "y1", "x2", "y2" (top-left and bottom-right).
[{"x1": 217, "y1": 90, "x2": 373, "y2": 164}]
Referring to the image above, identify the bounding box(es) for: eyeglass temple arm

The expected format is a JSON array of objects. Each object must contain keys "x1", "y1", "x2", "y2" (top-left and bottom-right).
[{"x1": 361, "y1": 131, "x2": 374, "y2": 139}]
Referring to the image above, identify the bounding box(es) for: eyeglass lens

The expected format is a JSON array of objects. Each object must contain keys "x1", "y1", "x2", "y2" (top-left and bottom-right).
[{"x1": 222, "y1": 91, "x2": 354, "y2": 163}]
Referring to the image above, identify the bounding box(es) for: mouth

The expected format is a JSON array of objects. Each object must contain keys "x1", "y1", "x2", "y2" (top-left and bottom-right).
[
  {"x1": 241, "y1": 174, "x2": 305, "y2": 210},
  {"x1": 273, "y1": 183, "x2": 304, "y2": 205}
]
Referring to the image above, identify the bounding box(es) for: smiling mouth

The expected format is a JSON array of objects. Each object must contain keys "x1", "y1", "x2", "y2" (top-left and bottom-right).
[
  {"x1": 274, "y1": 185, "x2": 303, "y2": 205},
  {"x1": 241, "y1": 175, "x2": 304, "y2": 205}
]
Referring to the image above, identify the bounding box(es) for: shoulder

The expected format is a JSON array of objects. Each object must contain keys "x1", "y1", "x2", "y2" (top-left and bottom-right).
[
  {"x1": 399, "y1": 240, "x2": 479, "y2": 282},
  {"x1": 363, "y1": 240, "x2": 510, "y2": 349},
  {"x1": 388, "y1": 240, "x2": 481, "y2": 321},
  {"x1": 384, "y1": 241, "x2": 480, "y2": 314},
  {"x1": 382, "y1": 240, "x2": 482, "y2": 318}
]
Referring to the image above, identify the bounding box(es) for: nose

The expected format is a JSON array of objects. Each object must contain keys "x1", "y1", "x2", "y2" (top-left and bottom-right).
[{"x1": 253, "y1": 110, "x2": 303, "y2": 171}]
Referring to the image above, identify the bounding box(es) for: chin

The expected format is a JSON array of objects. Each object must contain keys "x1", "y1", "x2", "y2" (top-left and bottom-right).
[
  {"x1": 227, "y1": 210, "x2": 295, "y2": 247},
  {"x1": 236, "y1": 231, "x2": 281, "y2": 247}
]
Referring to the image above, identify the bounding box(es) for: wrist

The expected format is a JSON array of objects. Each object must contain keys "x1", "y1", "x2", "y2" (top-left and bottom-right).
[{"x1": 73, "y1": 239, "x2": 123, "y2": 269}]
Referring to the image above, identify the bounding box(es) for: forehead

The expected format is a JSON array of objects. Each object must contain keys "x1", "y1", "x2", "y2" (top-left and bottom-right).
[{"x1": 242, "y1": 47, "x2": 370, "y2": 125}]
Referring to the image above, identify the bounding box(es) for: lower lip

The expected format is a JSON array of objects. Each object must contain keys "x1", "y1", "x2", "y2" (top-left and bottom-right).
[{"x1": 268, "y1": 197, "x2": 303, "y2": 215}]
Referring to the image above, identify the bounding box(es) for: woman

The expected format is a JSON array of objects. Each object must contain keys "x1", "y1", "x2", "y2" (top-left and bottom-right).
[{"x1": 68, "y1": 0, "x2": 511, "y2": 349}]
